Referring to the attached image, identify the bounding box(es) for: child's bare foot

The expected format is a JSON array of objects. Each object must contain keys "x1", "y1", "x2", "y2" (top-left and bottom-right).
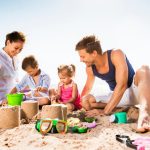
[{"x1": 136, "y1": 110, "x2": 150, "y2": 133}]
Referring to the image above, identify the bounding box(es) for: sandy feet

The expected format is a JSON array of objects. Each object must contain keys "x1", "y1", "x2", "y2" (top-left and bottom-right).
[{"x1": 136, "y1": 110, "x2": 150, "y2": 133}]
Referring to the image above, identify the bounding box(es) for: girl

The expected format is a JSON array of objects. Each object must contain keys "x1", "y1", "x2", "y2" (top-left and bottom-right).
[{"x1": 51, "y1": 64, "x2": 81, "y2": 112}]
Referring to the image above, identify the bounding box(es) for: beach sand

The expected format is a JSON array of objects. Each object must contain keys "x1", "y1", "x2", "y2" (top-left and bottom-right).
[{"x1": 0, "y1": 107, "x2": 149, "y2": 150}]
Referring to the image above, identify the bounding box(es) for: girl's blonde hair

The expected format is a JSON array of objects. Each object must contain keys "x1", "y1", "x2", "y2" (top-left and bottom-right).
[{"x1": 57, "y1": 64, "x2": 75, "y2": 77}]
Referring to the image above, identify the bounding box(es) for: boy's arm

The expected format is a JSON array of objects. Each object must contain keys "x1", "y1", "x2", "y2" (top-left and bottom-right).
[
  {"x1": 36, "y1": 87, "x2": 48, "y2": 93},
  {"x1": 36, "y1": 74, "x2": 50, "y2": 93},
  {"x1": 10, "y1": 87, "x2": 18, "y2": 94},
  {"x1": 81, "y1": 66, "x2": 95, "y2": 97}
]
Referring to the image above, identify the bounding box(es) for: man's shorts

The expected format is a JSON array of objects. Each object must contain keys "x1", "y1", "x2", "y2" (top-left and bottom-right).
[{"x1": 92, "y1": 79, "x2": 138, "y2": 107}]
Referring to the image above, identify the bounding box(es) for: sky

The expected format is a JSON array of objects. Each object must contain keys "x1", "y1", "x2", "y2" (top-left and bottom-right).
[{"x1": 0, "y1": 0, "x2": 150, "y2": 92}]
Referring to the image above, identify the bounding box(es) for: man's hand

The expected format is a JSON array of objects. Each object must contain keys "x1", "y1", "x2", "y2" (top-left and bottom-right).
[{"x1": 85, "y1": 109, "x2": 105, "y2": 117}]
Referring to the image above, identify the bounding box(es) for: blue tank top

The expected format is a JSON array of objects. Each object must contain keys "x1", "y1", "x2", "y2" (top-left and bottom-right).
[{"x1": 92, "y1": 50, "x2": 135, "y2": 91}]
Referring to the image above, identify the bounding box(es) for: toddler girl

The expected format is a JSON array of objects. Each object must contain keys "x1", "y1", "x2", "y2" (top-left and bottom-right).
[{"x1": 51, "y1": 64, "x2": 81, "y2": 112}]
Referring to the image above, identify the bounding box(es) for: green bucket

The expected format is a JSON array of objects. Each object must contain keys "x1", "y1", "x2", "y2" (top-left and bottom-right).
[{"x1": 6, "y1": 93, "x2": 24, "y2": 106}]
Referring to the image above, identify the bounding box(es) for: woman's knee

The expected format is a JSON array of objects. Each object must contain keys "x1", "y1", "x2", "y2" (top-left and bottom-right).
[{"x1": 134, "y1": 65, "x2": 150, "y2": 85}]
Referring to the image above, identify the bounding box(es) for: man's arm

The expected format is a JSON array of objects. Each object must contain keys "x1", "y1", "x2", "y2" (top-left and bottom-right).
[
  {"x1": 81, "y1": 66, "x2": 95, "y2": 97},
  {"x1": 104, "y1": 49, "x2": 128, "y2": 114}
]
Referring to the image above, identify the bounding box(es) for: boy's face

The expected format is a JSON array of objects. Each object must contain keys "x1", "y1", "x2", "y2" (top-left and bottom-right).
[
  {"x1": 25, "y1": 66, "x2": 39, "y2": 77},
  {"x1": 6, "y1": 40, "x2": 24, "y2": 57}
]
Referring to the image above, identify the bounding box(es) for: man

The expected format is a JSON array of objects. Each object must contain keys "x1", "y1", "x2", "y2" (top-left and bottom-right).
[
  {"x1": 0, "y1": 31, "x2": 26, "y2": 105},
  {"x1": 75, "y1": 35, "x2": 150, "y2": 132}
]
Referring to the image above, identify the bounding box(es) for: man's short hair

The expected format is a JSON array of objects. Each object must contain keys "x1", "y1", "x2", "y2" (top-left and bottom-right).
[{"x1": 75, "y1": 35, "x2": 102, "y2": 54}]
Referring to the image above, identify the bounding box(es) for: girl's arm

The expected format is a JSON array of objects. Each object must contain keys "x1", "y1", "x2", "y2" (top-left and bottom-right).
[
  {"x1": 56, "y1": 83, "x2": 61, "y2": 100},
  {"x1": 66, "y1": 83, "x2": 78, "y2": 103}
]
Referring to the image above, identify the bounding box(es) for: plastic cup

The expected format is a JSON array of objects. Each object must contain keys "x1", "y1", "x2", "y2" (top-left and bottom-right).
[
  {"x1": 115, "y1": 112, "x2": 127, "y2": 124},
  {"x1": 7, "y1": 93, "x2": 23, "y2": 106}
]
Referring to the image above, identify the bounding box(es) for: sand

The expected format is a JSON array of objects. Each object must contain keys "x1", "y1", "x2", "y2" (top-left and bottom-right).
[{"x1": 0, "y1": 107, "x2": 149, "y2": 150}]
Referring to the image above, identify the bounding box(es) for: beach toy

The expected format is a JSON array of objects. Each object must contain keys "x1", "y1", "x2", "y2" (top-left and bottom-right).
[
  {"x1": 7, "y1": 93, "x2": 24, "y2": 106},
  {"x1": 71, "y1": 126, "x2": 79, "y2": 133},
  {"x1": 35, "y1": 118, "x2": 67, "y2": 135},
  {"x1": 71, "y1": 126, "x2": 88, "y2": 133},
  {"x1": 77, "y1": 127, "x2": 88, "y2": 133},
  {"x1": 83, "y1": 121, "x2": 97, "y2": 128},
  {"x1": 110, "y1": 112, "x2": 127, "y2": 124},
  {"x1": 132, "y1": 137, "x2": 150, "y2": 150},
  {"x1": 116, "y1": 135, "x2": 150, "y2": 149},
  {"x1": 116, "y1": 134, "x2": 137, "y2": 149},
  {"x1": 84, "y1": 117, "x2": 96, "y2": 123}
]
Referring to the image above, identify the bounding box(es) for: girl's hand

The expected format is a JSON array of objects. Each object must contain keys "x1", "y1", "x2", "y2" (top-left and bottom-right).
[{"x1": 51, "y1": 95, "x2": 58, "y2": 104}]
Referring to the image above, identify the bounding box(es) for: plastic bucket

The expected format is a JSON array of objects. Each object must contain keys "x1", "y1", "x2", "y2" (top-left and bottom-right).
[
  {"x1": 115, "y1": 112, "x2": 127, "y2": 124},
  {"x1": 6, "y1": 93, "x2": 23, "y2": 106}
]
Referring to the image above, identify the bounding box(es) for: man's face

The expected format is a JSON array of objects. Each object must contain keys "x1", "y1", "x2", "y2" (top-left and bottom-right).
[
  {"x1": 6, "y1": 40, "x2": 24, "y2": 57},
  {"x1": 78, "y1": 49, "x2": 96, "y2": 67}
]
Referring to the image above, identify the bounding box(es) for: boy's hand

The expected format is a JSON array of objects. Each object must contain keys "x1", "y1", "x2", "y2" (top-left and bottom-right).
[{"x1": 35, "y1": 86, "x2": 42, "y2": 92}]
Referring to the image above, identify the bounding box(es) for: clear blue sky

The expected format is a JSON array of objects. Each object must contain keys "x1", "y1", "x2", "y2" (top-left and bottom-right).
[{"x1": 0, "y1": 0, "x2": 150, "y2": 91}]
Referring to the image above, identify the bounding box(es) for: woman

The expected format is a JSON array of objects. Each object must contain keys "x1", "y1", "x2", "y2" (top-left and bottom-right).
[{"x1": 0, "y1": 31, "x2": 26, "y2": 104}]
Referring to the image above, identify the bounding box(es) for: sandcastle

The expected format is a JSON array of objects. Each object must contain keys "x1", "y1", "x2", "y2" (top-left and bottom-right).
[
  {"x1": 21, "y1": 100, "x2": 39, "y2": 120},
  {"x1": 41, "y1": 104, "x2": 67, "y2": 121},
  {"x1": 0, "y1": 106, "x2": 20, "y2": 129}
]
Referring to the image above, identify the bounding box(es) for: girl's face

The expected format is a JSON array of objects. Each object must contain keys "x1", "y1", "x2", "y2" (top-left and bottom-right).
[
  {"x1": 25, "y1": 65, "x2": 39, "y2": 77},
  {"x1": 5, "y1": 40, "x2": 24, "y2": 57},
  {"x1": 58, "y1": 71, "x2": 72, "y2": 85}
]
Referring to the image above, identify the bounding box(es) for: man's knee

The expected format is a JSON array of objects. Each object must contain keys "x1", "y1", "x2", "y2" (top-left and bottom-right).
[{"x1": 82, "y1": 94, "x2": 95, "y2": 104}]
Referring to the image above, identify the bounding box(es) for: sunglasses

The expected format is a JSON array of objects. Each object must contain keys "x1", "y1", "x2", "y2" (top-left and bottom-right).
[{"x1": 35, "y1": 118, "x2": 67, "y2": 135}]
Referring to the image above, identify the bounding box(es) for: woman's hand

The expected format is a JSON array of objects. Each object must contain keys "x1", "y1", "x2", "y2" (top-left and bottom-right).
[{"x1": 1, "y1": 99, "x2": 8, "y2": 106}]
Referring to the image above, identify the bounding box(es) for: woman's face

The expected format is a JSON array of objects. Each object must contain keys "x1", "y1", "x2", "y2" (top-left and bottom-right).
[{"x1": 6, "y1": 40, "x2": 24, "y2": 57}]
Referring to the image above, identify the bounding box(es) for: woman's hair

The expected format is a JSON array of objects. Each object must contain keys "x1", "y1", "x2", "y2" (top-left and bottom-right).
[
  {"x1": 22, "y1": 55, "x2": 38, "y2": 70},
  {"x1": 57, "y1": 64, "x2": 75, "y2": 77},
  {"x1": 5, "y1": 31, "x2": 26, "y2": 46},
  {"x1": 75, "y1": 35, "x2": 102, "y2": 54}
]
